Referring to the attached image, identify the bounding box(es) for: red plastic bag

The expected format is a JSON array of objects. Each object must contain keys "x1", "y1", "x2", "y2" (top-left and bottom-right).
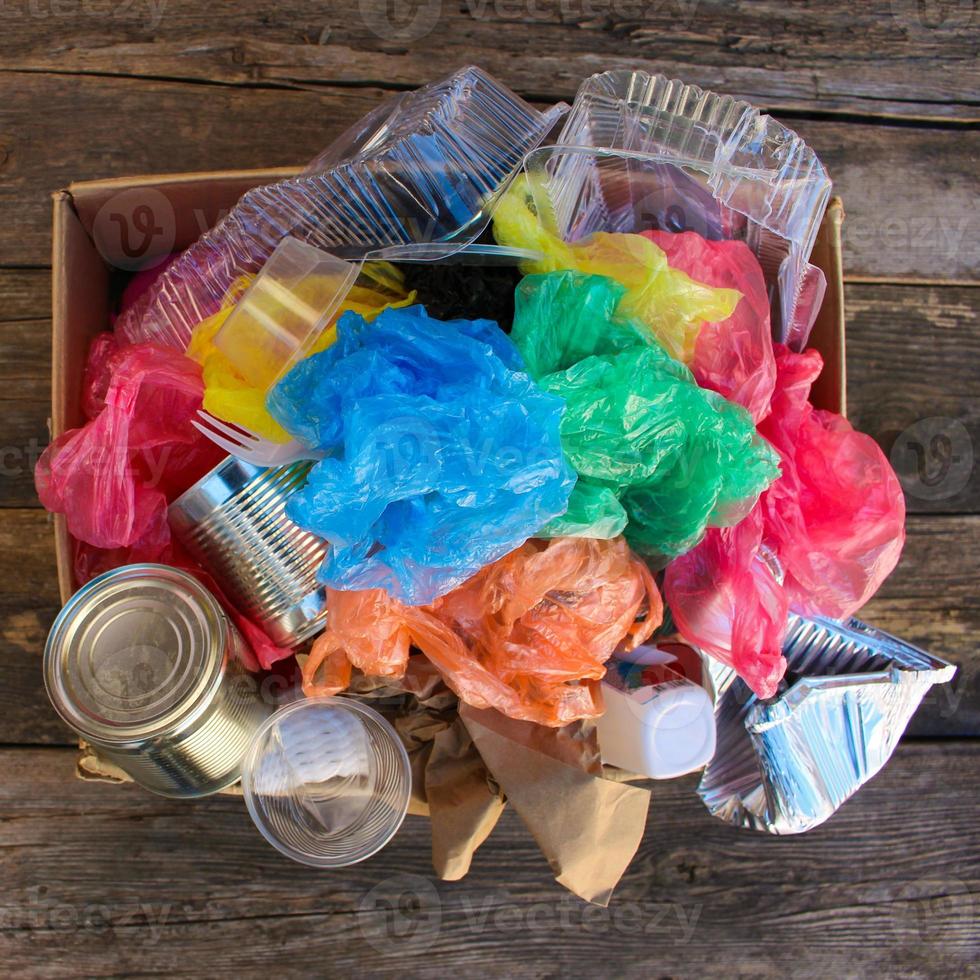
[
  {"x1": 758, "y1": 346, "x2": 906, "y2": 619},
  {"x1": 665, "y1": 507, "x2": 790, "y2": 698},
  {"x1": 304, "y1": 537, "x2": 663, "y2": 726},
  {"x1": 36, "y1": 335, "x2": 224, "y2": 550},
  {"x1": 642, "y1": 230, "x2": 776, "y2": 423},
  {"x1": 665, "y1": 345, "x2": 906, "y2": 698}
]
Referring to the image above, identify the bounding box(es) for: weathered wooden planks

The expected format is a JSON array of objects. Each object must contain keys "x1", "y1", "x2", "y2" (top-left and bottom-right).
[
  {"x1": 0, "y1": 0, "x2": 977, "y2": 120},
  {"x1": 0, "y1": 73, "x2": 977, "y2": 277},
  {"x1": 0, "y1": 741, "x2": 975, "y2": 976}
]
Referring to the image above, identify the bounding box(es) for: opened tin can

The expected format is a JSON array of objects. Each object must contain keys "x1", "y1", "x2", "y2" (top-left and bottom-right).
[
  {"x1": 44, "y1": 564, "x2": 273, "y2": 798},
  {"x1": 168, "y1": 457, "x2": 329, "y2": 647}
]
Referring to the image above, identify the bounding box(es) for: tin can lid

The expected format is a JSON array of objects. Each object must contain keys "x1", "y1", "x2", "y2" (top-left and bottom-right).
[{"x1": 44, "y1": 564, "x2": 227, "y2": 743}]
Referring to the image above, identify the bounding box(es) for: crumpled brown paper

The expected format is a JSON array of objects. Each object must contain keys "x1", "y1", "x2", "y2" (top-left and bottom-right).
[{"x1": 351, "y1": 658, "x2": 650, "y2": 906}]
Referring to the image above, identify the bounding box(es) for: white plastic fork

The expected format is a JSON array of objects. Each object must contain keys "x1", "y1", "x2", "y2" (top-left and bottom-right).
[{"x1": 192, "y1": 410, "x2": 317, "y2": 467}]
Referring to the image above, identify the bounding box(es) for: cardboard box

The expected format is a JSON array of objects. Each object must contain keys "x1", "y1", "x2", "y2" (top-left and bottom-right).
[{"x1": 49, "y1": 169, "x2": 847, "y2": 776}]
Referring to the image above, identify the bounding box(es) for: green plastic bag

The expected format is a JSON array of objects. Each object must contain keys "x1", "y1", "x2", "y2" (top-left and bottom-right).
[
  {"x1": 514, "y1": 271, "x2": 780, "y2": 561},
  {"x1": 494, "y1": 176, "x2": 740, "y2": 363}
]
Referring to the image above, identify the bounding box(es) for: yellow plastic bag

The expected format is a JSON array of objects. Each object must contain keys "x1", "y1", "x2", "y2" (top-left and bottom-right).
[{"x1": 493, "y1": 177, "x2": 740, "y2": 362}]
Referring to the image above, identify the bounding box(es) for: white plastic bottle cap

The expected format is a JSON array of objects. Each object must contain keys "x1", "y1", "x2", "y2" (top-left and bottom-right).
[{"x1": 596, "y1": 674, "x2": 716, "y2": 780}]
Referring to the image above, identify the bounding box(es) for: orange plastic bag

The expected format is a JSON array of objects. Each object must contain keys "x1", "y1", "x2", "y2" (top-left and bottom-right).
[{"x1": 304, "y1": 537, "x2": 663, "y2": 726}]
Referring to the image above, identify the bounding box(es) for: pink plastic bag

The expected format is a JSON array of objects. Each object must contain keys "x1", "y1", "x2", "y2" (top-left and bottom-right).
[
  {"x1": 665, "y1": 345, "x2": 906, "y2": 698},
  {"x1": 36, "y1": 336, "x2": 224, "y2": 550},
  {"x1": 666, "y1": 507, "x2": 790, "y2": 699},
  {"x1": 758, "y1": 346, "x2": 906, "y2": 619},
  {"x1": 39, "y1": 261, "x2": 294, "y2": 674},
  {"x1": 643, "y1": 230, "x2": 776, "y2": 423}
]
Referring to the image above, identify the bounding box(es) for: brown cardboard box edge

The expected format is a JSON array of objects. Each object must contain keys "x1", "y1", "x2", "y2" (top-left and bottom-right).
[{"x1": 50, "y1": 170, "x2": 847, "y2": 787}]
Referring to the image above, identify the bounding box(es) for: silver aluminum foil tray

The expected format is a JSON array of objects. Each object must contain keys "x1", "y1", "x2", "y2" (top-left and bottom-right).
[{"x1": 697, "y1": 613, "x2": 955, "y2": 834}]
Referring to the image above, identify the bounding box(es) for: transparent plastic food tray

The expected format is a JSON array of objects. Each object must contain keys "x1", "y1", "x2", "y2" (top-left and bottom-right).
[
  {"x1": 116, "y1": 66, "x2": 565, "y2": 350},
  {"x1": 549, "y1": 70, "x2": 832, "y2": 346}
]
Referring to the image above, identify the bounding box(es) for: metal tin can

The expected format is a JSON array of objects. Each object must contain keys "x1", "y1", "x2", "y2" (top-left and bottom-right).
[
  {"x1": 168, "y1": 457, "x2": 329, "y2": 647},
  {"x1": 44, "y1": 564, "x2": 274, "y2": 798}
]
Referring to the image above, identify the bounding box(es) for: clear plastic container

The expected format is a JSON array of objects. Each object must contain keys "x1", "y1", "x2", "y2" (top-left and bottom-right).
[
  {"x1": 543, "y1": 70, "x2": 832, "y2": 345},
  {"x1": 212, "y1": 237, "x2": 358, "y2": 390},
  {"x1": 240, "y1": 697, "x2": 411, "y2": 867},
  {"x1": 116, "y1": 66, "x2": 565, "y2": 351}
]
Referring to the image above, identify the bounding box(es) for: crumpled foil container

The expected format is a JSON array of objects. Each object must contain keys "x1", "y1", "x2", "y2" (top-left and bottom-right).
[{"x1": 697, "y1": 613, "x2": 955, "y2": 834}]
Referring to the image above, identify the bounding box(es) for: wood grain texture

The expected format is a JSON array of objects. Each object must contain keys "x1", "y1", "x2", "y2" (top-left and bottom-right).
[
  {"x1": 846, "y1": 283, "x2": 980, "y2": 515},
  {"x1": 0, "y1": 0, "x2": 977, "y2": 121},
  {"x1": 0, "y1": 741, "x2": 975, "y2": 977},
  {"x1": 0, "y1": 73, "x2": 978, "y2": 277},
  {"x1": 0, "y1": 509, "x2": 975, "y2": 743}
]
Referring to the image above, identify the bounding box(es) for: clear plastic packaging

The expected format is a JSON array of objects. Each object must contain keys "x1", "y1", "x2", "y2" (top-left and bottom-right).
[
  {"x1": 240, "y1": 697, "x2": 411, "y2": 867},
  {"x1": 531, "y1": 70, "x2": 832, "y2": 344},
  {"x1": 115, "y1": 66, "x2": 565, "y2": 350},
  {"x1": 212, "y1": 237, "x2": 358, "y2": 390}
]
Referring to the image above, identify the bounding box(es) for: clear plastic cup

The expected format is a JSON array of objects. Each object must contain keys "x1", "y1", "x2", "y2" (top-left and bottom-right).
[
  {"x1": 213, "y1": 237, "x2": 358, "y2": 389},
  {"x1": 240, "y1": 697, "x2": 411, "y2": 867}
]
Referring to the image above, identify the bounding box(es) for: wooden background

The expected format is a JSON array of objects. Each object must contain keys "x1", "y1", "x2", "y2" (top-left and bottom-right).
[{"x1": 0, "y1": 2, "x2": 977, "y2": 976}]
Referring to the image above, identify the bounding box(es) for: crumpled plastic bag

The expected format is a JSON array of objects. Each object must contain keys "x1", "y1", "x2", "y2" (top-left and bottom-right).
[
  {"x1": 665, "y1": 344, "x2": 907, "y2": 697},
  {"x1": 493, "y1": 176, "x2": 740, "y2": 362},
  {"x1": 303, "y1": 536, "x2": 663, "y2": 726},
  {"x1": 511, "y1": 271, "x2": 781, "y2": 560},
  {"x1": 35, "y1": 336, "x2": 224, "y2": 550},
  {"x1": 642, "y1": 230, "x2": 777, "y2": 423},
  {"x1": 269, "y1": 304, "x2": 575, "y2": 605},
  {"x1": 186, "y1": 272, "x2": 414, "y2": 443}
]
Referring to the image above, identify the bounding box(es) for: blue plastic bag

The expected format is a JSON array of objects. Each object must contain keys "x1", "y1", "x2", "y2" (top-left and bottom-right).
[{"x1": 268, "y1": 305, "x2": 574, "y2": 604}]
